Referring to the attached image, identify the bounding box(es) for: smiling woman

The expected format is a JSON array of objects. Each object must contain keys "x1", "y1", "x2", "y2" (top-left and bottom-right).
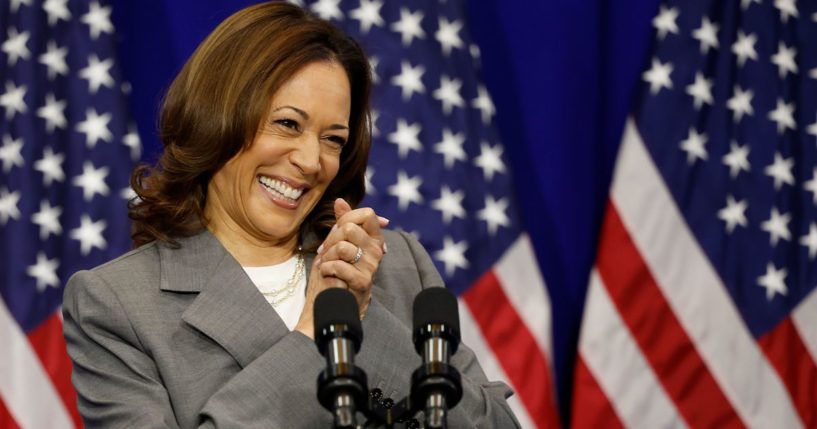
[{"x1": 61, "y1": 2, "x2": 520, "y2": 428}]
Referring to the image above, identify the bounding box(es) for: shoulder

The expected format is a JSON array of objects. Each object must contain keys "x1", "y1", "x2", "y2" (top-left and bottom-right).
[{"x1": 379, "y1": 229, "x2": 445, "y2": 289}]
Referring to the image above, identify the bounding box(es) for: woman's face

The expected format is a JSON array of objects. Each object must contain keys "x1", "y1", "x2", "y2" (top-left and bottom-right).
[{"x1": 205, "y1": 61, "x2": 351, "y2": 247}]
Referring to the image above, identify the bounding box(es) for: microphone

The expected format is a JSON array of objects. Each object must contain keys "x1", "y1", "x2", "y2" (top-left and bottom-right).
[
  {"x1": 410, "y1": 288, "x2": 463, "y2": 429},
  {"x1": 314, "y1": 288, "x2": 368, "y2": 429}
]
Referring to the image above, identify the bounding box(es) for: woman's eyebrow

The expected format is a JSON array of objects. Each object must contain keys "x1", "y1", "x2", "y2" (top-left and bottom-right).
[{"x1": 272, "y1": 105, "x2": 348, "y2": 130}]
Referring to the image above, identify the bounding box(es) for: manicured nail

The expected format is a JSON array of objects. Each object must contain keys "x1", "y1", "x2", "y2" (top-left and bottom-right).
[
  {"x1": 378, "y1": 216, "x2": 390, "y2": 226},
  {"x1": 382, "y1": 242, "x2": 388, "y2": 254},
  {"x1": 317, "y1": 244, "x2": 324, "y2": 254},
  {"x1": 331, "y1": 224, "x2": 338, "y2": 233}
]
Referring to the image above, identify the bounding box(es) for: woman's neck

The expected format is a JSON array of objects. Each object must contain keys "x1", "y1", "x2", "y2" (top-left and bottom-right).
[{"x1": 205, "y1": 214, "x2": 299, "y2": 267}]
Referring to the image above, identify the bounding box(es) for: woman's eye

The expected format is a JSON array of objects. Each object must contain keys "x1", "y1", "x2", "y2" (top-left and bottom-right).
[
  {"x1": 274, "y1": 119, "x2": 300, "y2": 130},
  {"x1": 325, "y1": 135, "x2": 347, "y2": 147}
]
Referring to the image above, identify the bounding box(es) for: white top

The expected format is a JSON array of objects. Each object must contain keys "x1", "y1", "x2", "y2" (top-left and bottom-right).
[{"x1": 242, "y1": 256, "x2": 306, "y2": 331}]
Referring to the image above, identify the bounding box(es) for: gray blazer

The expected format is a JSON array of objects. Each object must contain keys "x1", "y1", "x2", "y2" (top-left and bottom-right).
[{"x1": 63, "y1": 229, "x2": 521, "y2": 428}]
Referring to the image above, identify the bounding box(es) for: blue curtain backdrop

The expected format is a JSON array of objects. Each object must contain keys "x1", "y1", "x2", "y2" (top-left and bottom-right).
[{"x1": 109, "y1": 0, "x2": 662, "y2": 422}]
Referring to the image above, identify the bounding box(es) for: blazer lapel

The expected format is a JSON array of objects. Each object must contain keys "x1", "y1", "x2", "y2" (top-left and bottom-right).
[{"x1": 159, "y1": 231, "x2": 289, "y2": 368}]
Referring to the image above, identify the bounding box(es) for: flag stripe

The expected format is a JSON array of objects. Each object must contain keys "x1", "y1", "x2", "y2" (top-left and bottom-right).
[
  {"x1": 577, "y1": 270, "x2": 686, "y2": 428},
  {"x1": 757, "y1": 317, "x2": 817, "y2": 427},
  {"x1": 493, "y1": 234, "x2": 553, "y2": 361},
  {"x1": 458, "y1": 301, "x2": 536, "y2": 429},
  {"x1": 570, "y1": 357, "x2": 625, "y2": 429},
  {"x1": 0, "y1": 398, "x2": 21, "y2": 429},
  {"x1": 610, "y1": 118, "x2": 803, "y2": 428},
  {"x1": 27, "y1": 311, "x2": 82, "y2": 428},
  {"x1": 793, "y1": 289, "x2": 817, "y2": 365},
  {"x1": 462, "y1": 270, "x2": 559, "y2": 429},
  {"x1": 597, "y1": 202, "x2": 744, "y2": 428},
  {"x1": 0, "y1": 299, "x2": 74, "y2": 429}
]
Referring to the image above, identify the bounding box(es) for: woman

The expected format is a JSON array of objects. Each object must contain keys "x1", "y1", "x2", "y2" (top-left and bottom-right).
[{"x1": 63, "y1": 2, "x2": 520, "y2": 428}]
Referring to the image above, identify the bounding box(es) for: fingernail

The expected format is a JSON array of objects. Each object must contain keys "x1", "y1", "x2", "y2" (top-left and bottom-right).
[
  {"x1": 382, "y1": 242, "x2": 388, "y2": 254},
  {"x1": 378, "y1": 216, "x2": 390, "y2": 226},
  {"x1": 330, "y1": 224, "x2": 337, "y2": 233},
  {"x1": 317, "y1": 244, "x2": 324, "y2": 254}
]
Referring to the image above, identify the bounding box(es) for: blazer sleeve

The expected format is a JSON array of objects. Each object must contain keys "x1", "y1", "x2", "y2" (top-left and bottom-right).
[
  {"x1": 398, "y1": 232, "x2": 522, "y2": 428},
  {"x1": 63, "y1": 270, "x2": 182, "y2": 428}
]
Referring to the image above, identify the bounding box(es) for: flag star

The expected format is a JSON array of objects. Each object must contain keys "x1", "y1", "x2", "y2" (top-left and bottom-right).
[
  {"x1": 10, "y1": 0, "x2": 33, "y2": 12},
  {"x1": 123, "y1": 126, "x2": 141, "y2": 161},
  {"x1": 370, "y1": 109, "x2": 380, "y2": 137},
  {"x1": 732, "y1": 31, "x2": 758, "y2": 66},
  {"x1": 76, "y1": 108, "x2": 113, "y2": 148},
  {"x1": 652, "y1": 5, "x2": 679, "y2": 39},
  {"x1": 722, "y1": 142, "x2": 751, "y2": 178},
  {"x1": 387, "y1": 170, "x2": 423, "y2": 211},
  {"x1": 433, "y1": 75, "x2": 465, "y2": 114},
  {"x1": 434, "y1": 128, "x2": 467, "y2": 168},
  {"x1": 388, "y1": 119, "x2": 423, "y2": 158},
  {"x1": 692, "y1": 17, "x2": 719, "y2": 53},
  {"x1": 475, "y1": 142, "x2": 507, "y2": 181},
  {"x1": 432, "y1": 186, "x2": 466, "y2": 224},
  {"x1": 768, "y1": 98, "x2": 796, "y2": 134},
  {"x1": 0, "y1": 135, "x2": 24, "y2": 173},
  {"x1": 742, "y1": 0, "x2": 761, "y2": 9},
  {"x1": 726, "y1": 85, "x2": 754, "y2": 122},
  {"x1": 38, "y1": 41, "x2": 69, "y2": 79},
  {"x1": 470, "y1": 44, "x2": 481, "y2": 61},
  {"x1": 774, "y1": 0, "x2": 799, "y2": 22},
  {"x1": 81, "y1": 1, "x2": 114, "y2": 39},
  {"x1": 391, "y1": 61, "x2": 426, "y2": 100},
  {"x1": 391, "y1": 8, "x2": 426, "y2": 46},
  {"x1": 478, "y1": 195, "x2": 511, "y2": 235},
  {"x1": 120, "y1": 186, "x2": 138, "y2": 201},
  {"x1": 680, "y1": 128, "x2": 708, "y2": 164},
  {"x1": 43, "y1": 0, "x2": 72, "y2": 26},
  {"x1": 757, "y1": 263, "x2": 787, "y2": 300},
  {"x1": 761, "y1": 207, "x2": 791, "y2": 246},
  {"x1": 0, "y1": 81, "x2": 27, "y2": 119},
  {"x1": 80, "y1": 55, "x2": 115, "y2": 93},
  {"x1": 34, "y1": 147, "x2": 65, "y2": 186},
  {"x1": 364, "y1": 167, "x2": 375, "y2": 195},
  {"x1": 37, "y1": 93, "x2": 68, "y2": 133},
  {"x1": 717, "y1": 195, "x2": 748, "y2": 234},
  {"x1": 472, "y1": 85, "x2": 495, "y2": 124},
  {"x1": 350, "y1": 0, "x2": 384, "y2": 33},
  {"x1": 764, "y1": 152, "x2": 795, "y2": 190},
  {"x1": 311, "y1": 0, "x2": 343, "y2": 21},
  {"x1": 32, "y1": 200, "x2": 63, "y2": 240},
  {"x1": 27, "y1": 252, "x2": 61, "y2": 292},
  {"x1": 2, "y1": 28, "x2": 31, "y2": 65},
  {"x1": 811, "y1": 68, "x2": 817, "y2": 80},
  {"x1": 686, "y1": 72, "x2": 714, "y2": 109},
  {"x1": 801, "y1": 223, "x2": 817, "y2": 259},
  {"x1": 771, "y1": 43, "x2": 798, "y2": 78},
  {"x1": 70, "y1": 214, "x2": 107, "y2": 256},
  {"x1": 804, "y1": 168, "x2": 817, "y2": 204},
  {"x1": 369, "y1": 56, "x2": 379, "y2": 84},
  {"x1": 435, "y1": 18, "x2": 464, "y2": 56},
  {"x1": 434, "y1": 236, "x2": 469, "y2": 277},
  {"x1": 72, "y1": 161, "x2": 110, "y2": 201},
  {"x1": 642, "y1": 58, "x2": 673, "y2": 94},
  {"x1": 0, "y1": 187, "x2": 21, "y2": 225},
  {"x1": 286, "y1": 0, "x2": 303, "y2": 5},
  {"x1": 809, "y1": 118, "x2": 817, "y2": 138}
]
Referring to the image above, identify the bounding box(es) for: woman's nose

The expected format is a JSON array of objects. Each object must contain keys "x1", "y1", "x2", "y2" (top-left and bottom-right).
[{"x1": 289, "y1": 134, "x2": 321, "y2": 175}]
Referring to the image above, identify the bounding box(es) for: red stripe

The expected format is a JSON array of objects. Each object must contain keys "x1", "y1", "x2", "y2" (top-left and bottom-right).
[
  {"x1": 462, "y1": 270, "x2": 561, "y2": 429},
  {"x1": 0, "y1": 398, "x2": 21, "y2": 429},
  {"x1": 27, "y1": 312, "x2": 83, "y2": 429},
  {"x1": 571, "y1": 356, "x2": 625, "y2": 429},
  {"x1": 596, "y1": 202, "x2": 745, "y2": 428},
  {"x1": 757, "y1": 317, "x2": 817, "y2": 427}
]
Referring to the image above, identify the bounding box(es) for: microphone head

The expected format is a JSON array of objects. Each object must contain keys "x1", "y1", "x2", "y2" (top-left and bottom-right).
[
  {"x1": 314, "y1": 288, "x2": 362, "y2": 353},
  {"x1": 412, "y1": 288, "x2": 461, "y2": 352}
]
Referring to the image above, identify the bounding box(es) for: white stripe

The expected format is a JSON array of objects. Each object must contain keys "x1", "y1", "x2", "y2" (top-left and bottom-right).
[
  {"x1": 458, "y1": 301, "x2": 536, "y2": 429},
  {"x1": 792, "y1": 288, "x2": 817, "y2": 364},
  {"x1": 494, "y1": 234, "x2": 553, "y2": 364},
  {"x1": 0, "y1": 300, "x2": 74, "y2": 429},
  {"x1": 610, "y1": 118, "x2": 802, "y2": 428},
  {"x1": 579, "y1": 271, "x2": 687, "y2": 429}
]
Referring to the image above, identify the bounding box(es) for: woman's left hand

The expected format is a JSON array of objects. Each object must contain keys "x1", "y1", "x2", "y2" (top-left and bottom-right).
[{"x1": 316, "y1": 198, "x2": 388, "y2": 318}]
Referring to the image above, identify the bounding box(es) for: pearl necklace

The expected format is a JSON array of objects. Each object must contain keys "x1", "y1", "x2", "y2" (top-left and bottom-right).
[{"x1": 260, "y1": 254, "x2": 305, "y2": 307}]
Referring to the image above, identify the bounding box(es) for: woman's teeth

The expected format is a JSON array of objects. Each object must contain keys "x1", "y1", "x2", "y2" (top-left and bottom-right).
[{"x1": 258, "y1": 176, "x2": 304, "y2": 201}]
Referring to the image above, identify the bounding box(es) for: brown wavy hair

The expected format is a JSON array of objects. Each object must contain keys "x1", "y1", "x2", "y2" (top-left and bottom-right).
[{"x1": 129, "y1": 2, "x2": 372, "y2": 248}]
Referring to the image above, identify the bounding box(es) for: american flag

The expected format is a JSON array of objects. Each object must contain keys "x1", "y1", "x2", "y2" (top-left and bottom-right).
[
  {"x1": 572, "y1": 0, "x2": 817, "y2": 427},
  {"x1": 0, "y1": 0, "x2": 137, "y2": 427},
  {"x1": 300, "y1": 0, "x2": 560, "y2": 427}
]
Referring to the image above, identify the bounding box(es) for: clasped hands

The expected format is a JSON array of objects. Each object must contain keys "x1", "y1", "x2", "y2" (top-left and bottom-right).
[{"x1": 295, "y1": 198, "x2": 388, "y2": 339}]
